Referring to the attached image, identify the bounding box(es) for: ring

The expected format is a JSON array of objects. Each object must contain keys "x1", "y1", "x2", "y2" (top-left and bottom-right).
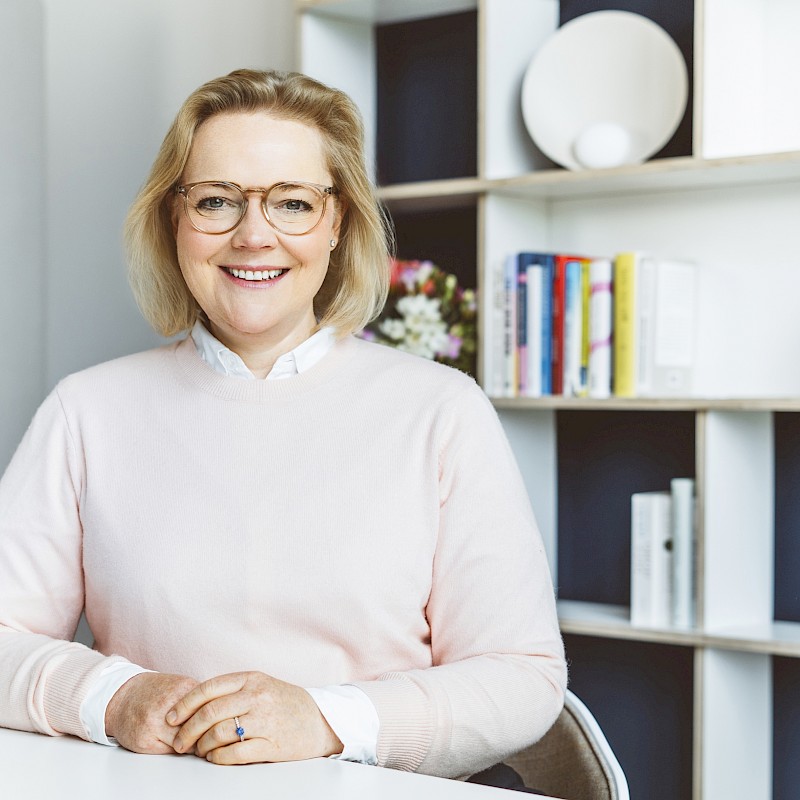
[{"x1": 234, "y1": 716, "x2": 245, "y2": 742}]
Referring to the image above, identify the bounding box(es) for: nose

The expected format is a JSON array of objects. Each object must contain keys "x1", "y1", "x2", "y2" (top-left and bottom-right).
[{"x1": 230, "y1": 196, "x2": 278, "y2": 248}]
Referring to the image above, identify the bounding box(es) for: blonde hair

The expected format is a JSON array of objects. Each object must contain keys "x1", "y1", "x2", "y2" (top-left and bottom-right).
[{"x1": 125, "y1": 69, "x2": 392, "y2": 337}]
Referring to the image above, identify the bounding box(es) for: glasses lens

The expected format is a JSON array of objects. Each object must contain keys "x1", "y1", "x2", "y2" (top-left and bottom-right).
[
  {"x1": 266, "y1": 183, "x2": 326, "y2": 235},
  {"x1": 186, "y1": 183, "x2": 244, "y2": 233}
]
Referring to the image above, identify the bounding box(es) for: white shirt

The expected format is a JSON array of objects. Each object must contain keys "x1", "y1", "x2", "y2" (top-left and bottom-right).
[{"x1": 79, "y1": 321, "x2": 378, "y2": 764}]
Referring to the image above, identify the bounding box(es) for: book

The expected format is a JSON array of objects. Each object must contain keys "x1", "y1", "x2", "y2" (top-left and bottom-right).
[
  {"x1": 613, "y1": 252, "x2": 638, "y2": 397},
  {"x1": 502, "y1": 253, "x2": 518, "y2": 397},
  {"x1": 524, "y1": 263, "x2": 545, "y2": 397},
  {"x1": 630, "y1": 490, "x2": 673, "y2": 628},
  {"x1": 517, "y1": 252, "x2": 546, "y2": 396},
  {"x1": 488, "y1": 256, "x2": 508, "y2": 396},
  {"x1": 563, "y1": 258, "x2": 585, "y2": 396},
  {"x1": 516, "y1": 252, "x2": 554, "y2": 395},
  {"x1": 648, "y1": 258, "x2": 697, "y2": 397},
  {"x1": 670, "y1": 477, "x2": 696, "y2": 628},
  {"x1": 588, "y1": 258, "x2": 613, "y2": 399},
  {"x1": 551, "y1": 254, "x2": 583, "y2": 395},
  {"x1": 614, "y1": 253, "x2": 698, "y2": 397},
  {"x1": 579, "y1": 258, "x2": 592, "y2": 398}
]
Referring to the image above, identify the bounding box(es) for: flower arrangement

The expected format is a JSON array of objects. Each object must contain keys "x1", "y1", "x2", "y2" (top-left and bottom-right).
[{"x1": 360, "y1": 259, "x2": 477, "y2": 375}]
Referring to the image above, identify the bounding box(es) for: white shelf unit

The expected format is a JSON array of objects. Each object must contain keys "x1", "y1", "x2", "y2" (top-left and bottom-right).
[{"x1": 296, "y1": 2, "x2": 800, "y2": 798}]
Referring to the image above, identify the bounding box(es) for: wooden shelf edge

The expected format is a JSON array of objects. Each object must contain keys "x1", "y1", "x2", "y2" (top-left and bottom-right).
[
  {"x1": 490, "y1": 396, "x2": 800, "y2": 412},
  {"x1": 374, "y1": 150, "x2": 800, "y2": 208},
  {"x1": 558, "y1": 601, "x2": 800, "y2": 657}
]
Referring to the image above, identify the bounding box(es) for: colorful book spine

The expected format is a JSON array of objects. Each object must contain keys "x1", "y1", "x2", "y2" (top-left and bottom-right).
[
  {"x1": 588, "y1": 258, "x2": 613, "y2": 399},
  {"x1": 550, "y1": 255, "x2": 568, "y2": 395},
  {"x1": 579, "y1": 258, "x2": 591, "y2": 397},
  {"x1": 563, "y1": 259, "x2": 584, "y2": 397},
  {"x1": 613, "y1": 252, "x2": 638, "y2": 397}
]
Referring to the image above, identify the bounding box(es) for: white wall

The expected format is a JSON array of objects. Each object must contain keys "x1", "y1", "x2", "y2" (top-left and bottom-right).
[
  {"x1": 0, "y1": 1, "x2": 45, "y2": 469},
  {"x1": 0, "y1": 0, "x2": 295, "y2": 470}
]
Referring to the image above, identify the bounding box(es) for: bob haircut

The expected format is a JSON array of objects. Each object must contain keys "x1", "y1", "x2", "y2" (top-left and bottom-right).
[{"x1": 125, "y1": 69, "x2": 392, "y2": 338}]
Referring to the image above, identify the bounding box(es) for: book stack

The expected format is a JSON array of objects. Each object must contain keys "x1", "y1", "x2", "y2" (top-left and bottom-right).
[
  {"x1": 487, "y1": 251, "x2": 697, "y2": 399},
  {"x1": 630, "y1": 478, "x2": 696, "y2": 629}
]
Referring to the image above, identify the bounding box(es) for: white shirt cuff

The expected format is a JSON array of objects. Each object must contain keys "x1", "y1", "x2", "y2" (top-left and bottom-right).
[
  {"x1": 306, "y1": 684, "x2": 379, "y2": 764},
  {"x1": 79, "y1": 662, "x2": 153, "y2": 745}
]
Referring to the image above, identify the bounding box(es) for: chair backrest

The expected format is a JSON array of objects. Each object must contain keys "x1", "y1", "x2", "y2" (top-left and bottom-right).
[{"x1": 505, "y1": 689, "x2": 629, "y2": 800}]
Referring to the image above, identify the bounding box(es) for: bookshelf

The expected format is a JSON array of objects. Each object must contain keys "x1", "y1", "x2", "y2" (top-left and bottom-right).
[{"x1": 296, "y1": 1, "x2": 800, "y2": 798}]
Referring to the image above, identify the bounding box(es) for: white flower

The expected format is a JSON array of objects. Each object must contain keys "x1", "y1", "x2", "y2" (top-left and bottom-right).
[
  {"x1": 378, "y1": 317, "x2": 407, "y2": 342},
  {"x1": 395, "y1": 294, "x2": 449, "y2": 359}
]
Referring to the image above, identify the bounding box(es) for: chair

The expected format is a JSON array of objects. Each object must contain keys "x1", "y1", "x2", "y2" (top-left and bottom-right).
[{"x1": 505, "y1": 689, "x2": 630, "y2": 800}]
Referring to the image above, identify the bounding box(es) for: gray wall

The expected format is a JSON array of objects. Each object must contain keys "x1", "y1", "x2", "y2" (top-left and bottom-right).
[{"x1": 1, "y1": 0, "x2": 296, "y2": 470}]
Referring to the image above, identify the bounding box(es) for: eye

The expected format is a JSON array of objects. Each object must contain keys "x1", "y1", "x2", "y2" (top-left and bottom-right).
[
  {"x1": 279, "y1": 197, "x2": 314, "y2": 214},
  {"x1": 187, "y1": 184, "x2": 243, "y2": 217},
  {"x1": 268, "y1": 184, "x2": 320, "y2": 218}
]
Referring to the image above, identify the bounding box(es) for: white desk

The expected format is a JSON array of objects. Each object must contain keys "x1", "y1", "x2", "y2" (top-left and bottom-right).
[{"x1": 0, "y1": 728, "x2": 557, "y2": 799}]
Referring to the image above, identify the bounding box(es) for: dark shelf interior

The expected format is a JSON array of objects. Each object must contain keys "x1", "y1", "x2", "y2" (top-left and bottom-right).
[
  {"x1": 774, "y1": 413, "x2": 800, "y2": 622},
  {"x1": 375, "y1": 11, "x2": 478, "y2": 185},
  {"x1": 556, "y1": 410, "x2": 696, "y2": 606},
  {"x1": 564, "y1": 634, "x2": 694, "y2": 800}
]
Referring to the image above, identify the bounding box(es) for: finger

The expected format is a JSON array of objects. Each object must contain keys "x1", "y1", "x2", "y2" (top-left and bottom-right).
[
  {"x1": 194, "y1": 716, "x2": 248, "y2": 758},
  {"x1": 167, "y1": 673, "x2": 246, "y2": 726},
  {"x1": 205, "y1": 739, "x2": 273, "y2": 766},
  {"x1": 173, "y1": 697, "x2": 247, "y2": 753}
]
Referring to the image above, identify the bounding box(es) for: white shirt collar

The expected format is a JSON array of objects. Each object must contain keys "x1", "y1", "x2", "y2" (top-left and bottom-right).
[{"x1": 190, "y1": 320, "x2": 335, "y2": 380}]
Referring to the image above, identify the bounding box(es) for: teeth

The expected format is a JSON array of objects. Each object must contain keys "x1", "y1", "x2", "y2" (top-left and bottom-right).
[{"x1": 229, "y1": 268, "x2": 285, "y2": 281}]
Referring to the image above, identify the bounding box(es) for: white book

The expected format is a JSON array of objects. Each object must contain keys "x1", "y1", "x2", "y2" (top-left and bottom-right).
[
  {"x1": 637, "y1": 257, "x2": 697, "y2": 397},
  {"x1": 524, "y1": 264, "x2": 544, "y2": 397},
  {"x1": 630, "y1": 491, "x2": 673, "y2": 628},
  {"x1": 487, "y1": 256, "x2": 507, "y2": 396},
  {"x1": 671, "y1": 478, "x2": 696, "y2": 628},
  {"x1": 502, "y1": 253, "x2": 518, "y2": 398},
  {"x1": 587, "y1": 258, "x2": 613, "y2": 399}
]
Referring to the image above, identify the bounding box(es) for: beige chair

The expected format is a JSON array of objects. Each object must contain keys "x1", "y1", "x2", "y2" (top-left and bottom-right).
[{"x1": 505, "y1": 690, "x2": 629, "y2": 800}]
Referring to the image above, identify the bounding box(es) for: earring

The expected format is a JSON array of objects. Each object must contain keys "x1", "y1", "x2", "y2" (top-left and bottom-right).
[{"x1": 329, "y1": 239, "x2": 336, "y2": 248}]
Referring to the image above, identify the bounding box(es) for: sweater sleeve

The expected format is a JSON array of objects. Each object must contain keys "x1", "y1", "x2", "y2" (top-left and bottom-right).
[
  {"x1": 0, "y1": 387, "x2": 127, "y2": 739},
  {"x1": 354, "y1": 380, "x2": 567, "y2": 779}
]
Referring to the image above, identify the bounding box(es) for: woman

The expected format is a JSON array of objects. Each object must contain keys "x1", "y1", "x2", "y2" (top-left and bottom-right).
[{"x1": 0, "y1": 69, "x2": 565, "y2": 782}]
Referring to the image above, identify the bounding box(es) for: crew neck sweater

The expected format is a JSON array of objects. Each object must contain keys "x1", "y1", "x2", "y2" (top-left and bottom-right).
[{"x1": 0, "y1": 335, "x2": 566, "y2": 778}]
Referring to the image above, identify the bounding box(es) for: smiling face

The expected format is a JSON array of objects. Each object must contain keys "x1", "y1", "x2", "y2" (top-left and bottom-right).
[{"x1": 174, "y1": 112, "x2": 341, "y2": 362}]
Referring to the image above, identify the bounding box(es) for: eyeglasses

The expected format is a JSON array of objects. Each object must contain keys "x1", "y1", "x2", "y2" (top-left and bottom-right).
[{"x1": 175, "y1": 180, "x2": 336, "y2": 236}]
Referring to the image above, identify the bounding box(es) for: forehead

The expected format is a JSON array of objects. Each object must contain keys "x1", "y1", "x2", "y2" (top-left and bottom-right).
[{"x1": 184, "y1": 112, "x2": 330, "y2": 184}]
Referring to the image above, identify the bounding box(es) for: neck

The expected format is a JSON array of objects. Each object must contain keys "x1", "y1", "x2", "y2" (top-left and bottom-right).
[{"x1": 207, "y1": 318, "x2": 317, "y2": 379}]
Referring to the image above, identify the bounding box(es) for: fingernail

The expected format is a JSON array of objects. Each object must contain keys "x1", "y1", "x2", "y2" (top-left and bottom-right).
[
  {"x1": 173, "y1": 736, "x2": 184, "y2": 752},
  {"x1": 166, "y1": 710, "x2": 177, "y2": 724}
]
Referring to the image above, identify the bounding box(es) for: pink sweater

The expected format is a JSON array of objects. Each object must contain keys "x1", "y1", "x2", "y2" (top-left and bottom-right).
[{"x1": 0, "y1": 335, "x2": 565, "y2": 778}]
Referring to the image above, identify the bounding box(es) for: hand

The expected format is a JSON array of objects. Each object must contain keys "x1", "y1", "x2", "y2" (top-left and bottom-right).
[
  {"x1": 104, "y1": 672, "x2": 199, "y2": 754},
  {"x1": 167, "y1": 671, "x2": 343, "y2": 765}
]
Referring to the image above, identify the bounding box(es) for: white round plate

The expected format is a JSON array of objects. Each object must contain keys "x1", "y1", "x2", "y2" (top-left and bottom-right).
[{"x1": 521, "y1": 10, "x2": 689, "y2": 170}]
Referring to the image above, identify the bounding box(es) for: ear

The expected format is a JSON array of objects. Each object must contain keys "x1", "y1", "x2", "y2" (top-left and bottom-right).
[
  {"x1": 170, "y1": 193, "x2": 181, "y2": 237},
  {"x1": 331, "y1": 196, "x2": 346, "y2": 241}
]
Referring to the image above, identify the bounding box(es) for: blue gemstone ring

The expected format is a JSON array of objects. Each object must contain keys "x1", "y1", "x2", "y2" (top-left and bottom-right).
[{"x1": 234, "y1": 716, "x2": 245, "y2": 742}]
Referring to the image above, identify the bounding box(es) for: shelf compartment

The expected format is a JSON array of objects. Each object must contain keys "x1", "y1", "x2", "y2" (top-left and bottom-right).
[
  {"x1": 774, "y1": 656, "x2": 800, "y2": 800},
  {"x1": 557, "y1": 409, "x2": 695, "y2": 607},
  {"x1": 564, "y1": 633, "x2": 694, "y2": 800},
  {"x1": 375, "y1": 10, "x2": 477, "y2": 185},
  {"x1": 774, "y1": 412, "x2": 800, "y2": 623}
]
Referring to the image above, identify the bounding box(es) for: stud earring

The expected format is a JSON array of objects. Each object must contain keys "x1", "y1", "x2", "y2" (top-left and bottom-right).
[{"x1": 329, "y1": 239, "x2": 336, "y2": 248}]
